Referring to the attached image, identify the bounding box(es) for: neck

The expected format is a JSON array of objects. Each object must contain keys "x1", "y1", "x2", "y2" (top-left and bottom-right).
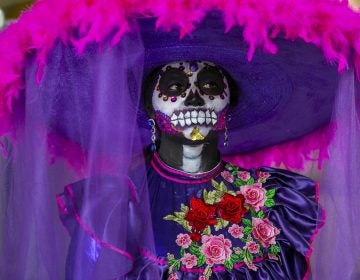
[{"x1": 157, "y1": 132, "x2": 220, "y2": 173}]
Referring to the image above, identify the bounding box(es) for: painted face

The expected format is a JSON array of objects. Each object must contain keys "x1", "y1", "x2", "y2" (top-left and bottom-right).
[{"x1": 152, "y1": 61, "x2": 230, "y2": 141}]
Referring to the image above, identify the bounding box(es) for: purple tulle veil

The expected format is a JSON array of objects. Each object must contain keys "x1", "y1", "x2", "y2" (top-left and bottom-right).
[
  {"x1": 311, "y1": 68, "x2": 360, "y2": 280},
  {"x1": 0, "y1": 30, "x2": 158, "y2": 279}
]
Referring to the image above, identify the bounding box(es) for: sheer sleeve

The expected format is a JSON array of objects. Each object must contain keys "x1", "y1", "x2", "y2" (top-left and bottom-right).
[{"x1": 57, "y1": 175, "x2": 157, "y2": 280}]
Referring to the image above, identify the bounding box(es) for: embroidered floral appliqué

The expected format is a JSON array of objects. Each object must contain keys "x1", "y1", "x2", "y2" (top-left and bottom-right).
[{"x1": 164, "y1": 164, "x2": 280, "y2": 279}]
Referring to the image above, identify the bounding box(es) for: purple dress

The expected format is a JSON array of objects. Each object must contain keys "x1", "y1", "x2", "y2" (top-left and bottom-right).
[{"x1": 57, "y1": 153, "x2": 323, "y2": 280}]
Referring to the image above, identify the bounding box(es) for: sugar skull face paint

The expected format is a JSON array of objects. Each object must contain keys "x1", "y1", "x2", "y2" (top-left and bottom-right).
[{"x1": 152, "y1": 61, "x2": 230, "y2": 141}]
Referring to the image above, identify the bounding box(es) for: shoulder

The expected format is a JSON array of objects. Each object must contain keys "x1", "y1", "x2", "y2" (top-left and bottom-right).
[{"x1": 222, "y1": 163, "x2": 318, "y2": 201}]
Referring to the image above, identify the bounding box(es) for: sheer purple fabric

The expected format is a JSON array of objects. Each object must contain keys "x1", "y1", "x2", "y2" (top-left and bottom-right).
[
  {"x1": 311, "y1": 69, "x2": 360, "y2": 280},
  {"x1": 0, "y1": 29, "x2": 157, "y2": 279}
]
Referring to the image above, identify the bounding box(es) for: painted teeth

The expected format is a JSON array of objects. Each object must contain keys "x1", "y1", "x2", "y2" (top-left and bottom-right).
[
  {"x1": 170, "y1": 110, "x2": 218, "y2": 127},
  {"x1": 171, "y1": 114, "x2": 178, "y2": 126},
  {"x1": 179, "y1": 119, "x2": 185, "y2": 127},
  {"x1": 198, "y1": 111, "x2": 205, "y2": 125}
]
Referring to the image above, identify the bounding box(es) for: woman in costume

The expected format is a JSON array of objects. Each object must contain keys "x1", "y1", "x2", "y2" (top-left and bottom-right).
[
  {"x1": 58, "y1": 56, "x2": 323, "y2": 279},
  {"x1": 0, "y1": 1, "x2": 359, "y2": 280}
]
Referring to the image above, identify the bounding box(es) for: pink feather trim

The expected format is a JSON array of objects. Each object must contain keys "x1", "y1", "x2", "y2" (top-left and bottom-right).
[
  {"x1": 0, "y1": 0, "x2": 358, "y2": 142},
  {"x1": 223, "y1": 124, "x2": 335, "y2": 171}
]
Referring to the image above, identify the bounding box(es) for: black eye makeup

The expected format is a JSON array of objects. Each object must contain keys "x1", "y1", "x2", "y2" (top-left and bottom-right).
[
  {"x1": 159, "y1": 68, "x2": 189, "y2": 96},
  {"x1": 197, "y1": 66, "x2": 225, "y2": 96}
]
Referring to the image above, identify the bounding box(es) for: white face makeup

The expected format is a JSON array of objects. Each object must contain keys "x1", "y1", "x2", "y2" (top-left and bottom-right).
[{"x1": 152, "y1": 61, "x2": 230, "y2": 141}]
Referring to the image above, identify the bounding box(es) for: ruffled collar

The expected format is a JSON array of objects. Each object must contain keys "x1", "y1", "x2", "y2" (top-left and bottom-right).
[{"x1": 150, "y1": 152, "x2": 224, "y2": 184}]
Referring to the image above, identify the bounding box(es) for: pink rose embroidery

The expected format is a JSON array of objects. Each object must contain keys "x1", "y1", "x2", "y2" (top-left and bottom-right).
[
  {"x1": 221, "y1": 171, "x2": 234, "y2": 183},
  {"x1": 168, "y1": 273, "x2": 178, "y2": 280},
  {"x1": 181, "y1": 253, "x2": 198, "y2": 269},
  {"x1": 246, "y1": 262, "x2": 258, "y2": 271},
  {"x1": 198, "y1": 276, "x2": 208, "y2": 280},
  {"x1": 201, "y1": 234, "x2": 232, "y2": 266},
  {"x1": 246, "y1": 241, "x2": 260, "y2": 254},
  {"x1": 239, "y1": 183, "x2": 267, "y2": 211},
  {"x1": 268, "y1": 253, "x2": 279, "y2": 260},
  {"x1": 175, "y1": 233, "x2": 192, "y2": 249},
  {"x1": 228, "y1": 224, "x2": 244, "y2": 239},
  {"x1": 237, "y1": 171, "x2": 251, "y2": 181},
  {"x1": 258, "y1": 171, "x2": 270, "y2": 180},
  {"x1": 252, "y1": 218, "x2": 280, "y2": 247}
]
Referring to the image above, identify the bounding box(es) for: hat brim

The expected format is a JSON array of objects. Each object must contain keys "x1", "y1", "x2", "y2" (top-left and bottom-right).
[{"x1": 139, "y1": 14, "x2": 339, "y2": 155}]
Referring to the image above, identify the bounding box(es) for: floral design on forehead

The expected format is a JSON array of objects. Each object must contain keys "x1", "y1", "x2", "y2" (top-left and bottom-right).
[{"x1": 151, "y1": 61, "x2": 230, "y2": 141}]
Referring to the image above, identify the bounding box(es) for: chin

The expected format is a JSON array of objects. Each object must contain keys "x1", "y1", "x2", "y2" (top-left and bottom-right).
[{"x1": 179, "y1": 126, "x2": 218, "y2": 145}]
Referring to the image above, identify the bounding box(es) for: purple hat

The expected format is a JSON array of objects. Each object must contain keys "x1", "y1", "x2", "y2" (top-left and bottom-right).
[
  {"x1": 38, "y1": 13, "x2": 340, "y2": 157},
  {"x1": 138, "y1": 14, "x2": 339, "y2": 154}
]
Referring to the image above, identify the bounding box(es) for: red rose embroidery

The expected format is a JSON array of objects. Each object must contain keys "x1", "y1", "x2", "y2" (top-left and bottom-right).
[
  {"x1": 217, "y1": 194, "x2": 248, "y2": 224},
  {"x1": 185, "y1": 197, "x2": 216, "y2": 232},
  {"x1": 190, "y1": 232, "x2": 201, "y2": 242}
]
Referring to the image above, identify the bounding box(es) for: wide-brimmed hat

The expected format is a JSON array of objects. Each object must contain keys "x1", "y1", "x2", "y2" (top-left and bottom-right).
[
  {"x1": 38, "y1": 13, "x2": 339, "y2": 156},
  {"x1": 138, "y1": 13, "x2": 339, "y2": 154}
]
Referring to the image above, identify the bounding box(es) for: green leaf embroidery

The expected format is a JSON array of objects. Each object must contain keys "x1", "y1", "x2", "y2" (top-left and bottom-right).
[
  {"x1": 203, "y1": 189, "x2": 221, "y2": 205},
  {"x1": 238, "y1": 250, "x2": 246, "y2": 259},
  {"x1": 203, "y1": 226, "x2": 211, "y2": 235},
  {"x1": 243, "y1": 226, "x2": 252, "y2": 235},
  {"x1": 266, "y1": 189, "x2": 276, "y2": 199},
  {"x1": 246, "y1": 177, "x2": 255, "y2": 185},
  {"x1": 242, "y1": 218, "x2": 252, "y2": 227},
  {"x1": 244, "y1": 249, "x2": 254, "y2": 263},
  {"x1": 189, "y1": 243, "x2": 201, "y2": 256},
  {"x1": 212, "y1": 180, "x2": 228, "y2": 193},
  {"x1": 174, "y1": 211, "x2": 185, "y2": 219},
  {"x1": 163, "y1": 214, "x2": 175, "y2": 221},
  {"x1": 214, "y1": 218, "x2": 229, "y2": 231},
  {"x1": 230, "y1": 253, "x2": 243, "y2": 263},
  {"x1": 211, "y1": 180, "x2": 220, "y2": 189},
  {"x1": 269, "y1": 244, "x2": 281, "y2": 254},
  {"x1": 250, "y1": 208, "x2": 265, "y2": 218},
  {"x1": 224, "y1": 259, "x2": 234, "y2": 270},
  {"x1": 168, "y1": 259, "x2": 176, "y2": 267},
  {"x1": 168, "y1": 259, "x2": 181, "y2": 273},
  {"x1": 257, "y1": 210, "x2": 265, "y2": 219},
  {"x1": 180, "y1": 248, "x2": 185, "y2": 257},
  {"x1": 167, "y1": 253, "x2": 175, "y2": 261},
  {"x1": 204, "y1": 265, "x2": 212, "y2": 278},
  {"x1": 163, "y1": 215, "x2": 192, "y2": 232},
  {"x1": 180, "y1": 203, "x2": 189, "y2": 213},
  {"x1": 249, "y1": 208, "x2": 257, "y2": 216},
  {"x1": 227, "y1": 190, "x2": 237, "y2": 196},
  {"x1": 225, "y1": 164, "x2": 235, "y2": 171},
  {"x1": 233, "y1": 179, "x2": 241, "y2": 187},
  {"x1": 197, "y1": 255, "x2": 206, "y2": 266},
  {"x1": 264, "y1": 198, "x2": 275, "y2": 208},
  {"x1": 234, "y1": 178, "x2": 248, "y2": 187}
]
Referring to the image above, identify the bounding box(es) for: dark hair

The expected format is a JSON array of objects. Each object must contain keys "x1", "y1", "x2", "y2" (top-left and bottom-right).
[{"x1": 142, "y1": 67, "x2": 162, "y2": 116}]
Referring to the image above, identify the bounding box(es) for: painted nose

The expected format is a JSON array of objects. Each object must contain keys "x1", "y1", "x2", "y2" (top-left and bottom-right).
[{"x1": 184, "y1": 90, "x2": 205, "y2": 106}]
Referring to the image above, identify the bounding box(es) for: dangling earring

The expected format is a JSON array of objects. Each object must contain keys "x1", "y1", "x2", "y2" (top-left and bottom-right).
[
  {"x1": 148, "y1": 118, "x2": 157, "y2": 152},
  {"x1": 224, "y1": 115, "x2": 230, "y2": 147}
]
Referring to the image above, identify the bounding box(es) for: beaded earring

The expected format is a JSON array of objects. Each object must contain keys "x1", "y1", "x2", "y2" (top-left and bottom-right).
[
  {"x1": 224, "y1": 114, "x2": 231, "y2": 147},
  {"x1": 148, "y1": 119, "x2": 157, "y2": 152}
]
